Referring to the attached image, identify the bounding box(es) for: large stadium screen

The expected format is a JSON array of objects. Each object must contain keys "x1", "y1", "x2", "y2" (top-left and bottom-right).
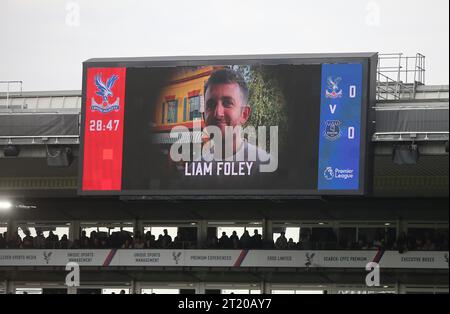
[{"x1": 79, "y1": 54, "x2": 376, "y2": 197}]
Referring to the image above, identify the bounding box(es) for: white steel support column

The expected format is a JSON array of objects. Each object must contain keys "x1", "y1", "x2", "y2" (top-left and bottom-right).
[
  {"x1": 6, "y1": 219, "x2": 17, "y2": 241},
  {"x1": 260, "y1": 281, "x2": 270, "y2": 294},
  {"x1": 331, "y1": 221, "x2": 339, "y2": 246},
  {"x1": 132, "y1": 219, "x2": 140, "y2": 238},
  {"x1": 398, "y1": 218, "x2": 407, "y2": 237},
  {"x1": 70, "y1": 221, "x2": 80, "y2": 241},
  {"x1": 397, "y1": 281, "x2": 404, "y2": 294},
  {"x1": 130, "y1": 279, "x2": 137, "y2": 294},
  {"x1": 135, "y1": 281, "x2": 142, "y2": 294},
  {"x1": 263, "y1": 219, "x2": 272, "y2": 242},
  {"x1": 327, "y1": 284, "x2": 337, "y2": 294},
  {"x1": 136, "y1": 220, "x2": 144, "y2": 238},
  {"x1": 196, "y1": 282, "x2": 206, "y2": 294},
  {"x1": 263, "y1": 282, "x2": 272, "y2": 294},
  {"x1": 197, "y1": 220, "x2": 208, "y2": 248},
  {"x1": 5, "y1": 280, "x2": 14, "y2": 294}
]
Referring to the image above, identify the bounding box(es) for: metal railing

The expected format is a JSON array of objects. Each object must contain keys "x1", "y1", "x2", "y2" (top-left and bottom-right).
[
  {"x1": 372, "y1": 131, "x2": 449, "y2": 142},
  {"x1": 377, "y1": 53, "x2": 426, "y2": 101},
  {"x1": 0, "y1": 81, "x2": 23, "y2": 109},
  {"x1": 0, "y1": 135, "x2": 79, "y2": 145}
]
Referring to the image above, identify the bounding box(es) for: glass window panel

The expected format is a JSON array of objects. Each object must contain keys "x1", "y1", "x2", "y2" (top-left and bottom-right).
[{"x1": 189, "y1": 96, "x2": 201, "y2": 120}]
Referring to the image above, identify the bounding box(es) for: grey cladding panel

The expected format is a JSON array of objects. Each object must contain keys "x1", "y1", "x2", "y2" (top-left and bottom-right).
[
  {"x1": 0, "y1": 114, "x2": 79, "y2": 136},
  {"x1": 376, "y1": 109, "x2": 449, "y2": 132}
]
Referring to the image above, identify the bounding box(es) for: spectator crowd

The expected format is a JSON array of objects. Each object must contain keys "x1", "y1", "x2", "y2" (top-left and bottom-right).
[{"x1": 0, "y1": 228, "x2": 448, "y2": 252}]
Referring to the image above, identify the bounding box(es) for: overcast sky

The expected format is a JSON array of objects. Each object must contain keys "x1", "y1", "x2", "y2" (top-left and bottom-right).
[{"x1": 0, "y1": 0, "x2": 448, "y2": 91}]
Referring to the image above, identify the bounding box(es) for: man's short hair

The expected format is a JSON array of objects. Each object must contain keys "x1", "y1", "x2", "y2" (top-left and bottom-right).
[{"x1": 204, "y1": 68, "x2": 249, "y2": 105}]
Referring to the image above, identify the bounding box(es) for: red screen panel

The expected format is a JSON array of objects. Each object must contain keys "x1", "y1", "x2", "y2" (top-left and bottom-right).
[{"x1": 82, "y1": 67, "x2": 126, "y2": 191}]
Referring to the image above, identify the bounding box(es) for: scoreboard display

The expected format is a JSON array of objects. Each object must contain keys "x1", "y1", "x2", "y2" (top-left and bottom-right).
[
  {"x1": 317, "y1": 64, "x2": 363, "y2": 190},
  {"x1": 79, "y1": 53, "x2": 376, "y2": 197}
]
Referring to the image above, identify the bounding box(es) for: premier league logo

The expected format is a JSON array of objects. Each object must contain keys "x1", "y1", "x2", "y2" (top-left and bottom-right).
[
  {"x1": 91, "y1": 74, "x2": 120, "y2": 113},
  {"x1": 324, "y1": 120, "x2": 342, "y2": 140},
  {"x1": 325, "y1": 76, "x2": 343, "y2": 99},
  {"x1": 324, "y1": 167, "x2": 334, "y2": 180}
]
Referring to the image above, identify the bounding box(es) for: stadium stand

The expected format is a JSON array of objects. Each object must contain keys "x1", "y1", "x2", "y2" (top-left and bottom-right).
[{"x1": 0, "y1": 53, "x2": 448, "y2": 294}]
